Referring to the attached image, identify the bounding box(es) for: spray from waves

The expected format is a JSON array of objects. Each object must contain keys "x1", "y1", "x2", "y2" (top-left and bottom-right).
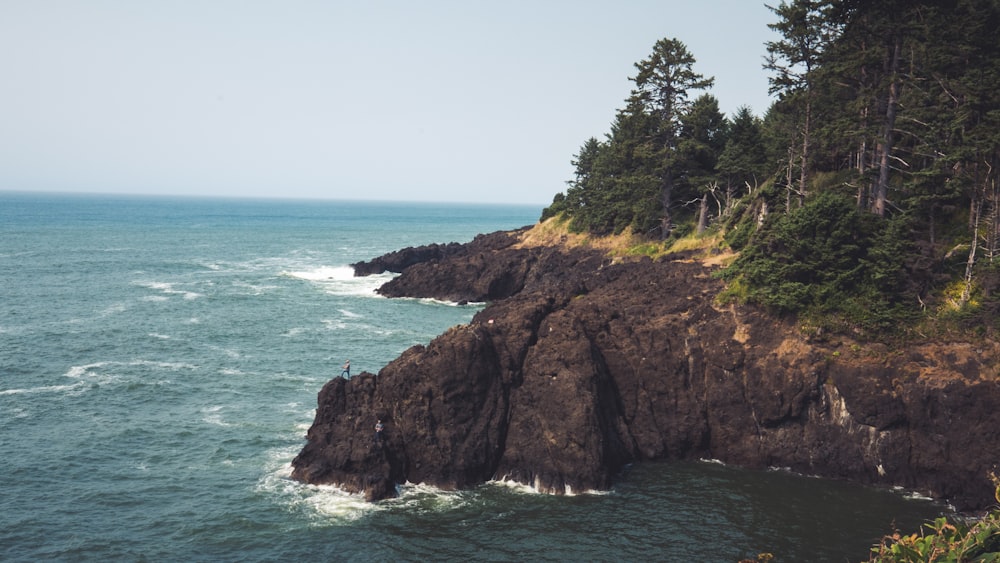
[
  {"x1": 283, "y1": 265, "x2": 355, "y2": 282},
  {"x1": 488, "y1": 477, "x2": 611, "y2": 497},
  {"x1": 257, "y1": 441, "x2": 377, "y2": 523},
  {"x1": 258, "y1": 406, "x2": 475, "y2": 524},
  {"x1": 281, "y1": 266, "x2": 397, "y2": 297}
]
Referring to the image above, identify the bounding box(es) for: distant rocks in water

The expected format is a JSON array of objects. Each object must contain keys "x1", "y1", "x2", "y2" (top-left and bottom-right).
[
  {"x1": 349, "y1": 228, "x2": 528, "y2": 279},
  {"x1": 294, "y1": 230, "x2": 1000, "y2": 511}
]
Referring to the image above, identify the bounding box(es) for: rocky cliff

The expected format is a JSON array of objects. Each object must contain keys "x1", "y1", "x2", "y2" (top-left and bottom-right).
[{"x1": 291, "y1": 229, "x2": 1000, "y2": 511}]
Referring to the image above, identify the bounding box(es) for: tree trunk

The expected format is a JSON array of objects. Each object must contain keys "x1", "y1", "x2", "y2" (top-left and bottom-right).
[
  {"x1": 961, "y1": 196, "x2": 981, "y2": 306},
  {"x1": 757, "y1": 200, "x2": 769, "y2": 227},
  {"x1": 786, "y1": 148, "x2": 795, "y2": 213},
  {"x1": 857, "y1": 137, "x2": 869, "y2": 210},
  {"x1": 874, "y1": 34, "x2": 902, "y2": 217},
  {"x1": 799, "y1": 96, "x2": 811, "y2": 207},
  {"x1": 696, "y1": 193, "x2": 709, "y2": 235},
  {"x1": 985, "y1": 158, "x2": 998, "y2": 264},
  {"x1": 660, "y1": 170, "x2": 674, "y2": 239}
]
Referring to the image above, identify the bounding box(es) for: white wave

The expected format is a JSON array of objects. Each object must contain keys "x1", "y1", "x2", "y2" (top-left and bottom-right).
[
  {"x1": 339, "y1": 309, "x2": 362, "y2": 318},
  {"x1": 205, "y1": 345, "x2": 241, "y2": 359},
  {"x1": 302, "y1": 484, "x2": 380, "y2": 520},
  {"x1": 282, "y1": 266, "x2": 397, "y2": 297},
  {"x1": 283, "y1": 265, "x2": 355, "y2": 282},
  {"x1": 134, "y1": 280, "x2": 202, "y2": 300},
  {"x1": 488, "y1": 476, "x2": 609, "y2": 497},
  {"x1": 149, "y1": 333, "x2": 171, "y2": 340},
  {"x1": 699, "y1": 458, "x2": 727, "y2": 466},
  {"x1": 256, "y1": 446, "x2": 377, "y2": 522},
  {"x1": 376, "y1": 482, "x2": 475, "y2": 512},
  {"x1": 320, "y1": 319, "x2": 348, "y2": 331},
  {"x1": 202, "y1": 405, "x2": 231, "y2": 427},
  {"x1": 100, "y1": 303, "x2": 128, "y2": 316},
  {"x1": 142, "y1": 295, "x2": 169, "y2": 302},
  {"x1": 405, "y1": 297, "x2": 485, "y2": 308},
  {"x1": 64, "y1": 360, "x2": 197, "y2": 388},
  {"x1": 145, "y1": 281, "x2": 171, "y2": 290},
  {"x1": 490, "y1": 477, "x2": 543, "y2": 495},
  {"x1": 0, "y1": 383, "x2": 82, "y2": 396},
  {"x1": 891, "y1": 486, "x2": 936, "y2": 502},
  {"x1": 140, "y1": 359, "x2": 198, "y2": 370},
  {"x1": 66, "y1": 362, "x2": 110, "y2": 379},
  {"x1": 231, "y1": 280, "x2": 278, "y2": 295},
  {"x1": 904, "y1": 491, "x2": 935, "y2": 502}
]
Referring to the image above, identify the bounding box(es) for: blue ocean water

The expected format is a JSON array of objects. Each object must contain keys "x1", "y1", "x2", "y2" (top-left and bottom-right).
[{"x1": 1, "y1": 192, "x2": 945, "y2": 562}]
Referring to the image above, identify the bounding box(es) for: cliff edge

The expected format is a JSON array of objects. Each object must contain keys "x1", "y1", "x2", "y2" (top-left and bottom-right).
[{"x1": 291, "y1": 230, "x2": 1000, "y2": 510}]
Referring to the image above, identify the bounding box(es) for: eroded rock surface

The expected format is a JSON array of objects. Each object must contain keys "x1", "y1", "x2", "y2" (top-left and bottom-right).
[{"x1": 293, "y1": 232, "x2": 1000, "y2": 510}]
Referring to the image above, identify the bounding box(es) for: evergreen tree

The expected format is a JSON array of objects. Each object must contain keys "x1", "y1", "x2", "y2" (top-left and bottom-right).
[
  {"x1": 679, "y1": 94, "x2": 728, "y2": 233},
  {"x1": 718, "y1": 106, "x2": 769, "y2": 211},
  {"x1": 765, "y1": 0, "x2": 838, "y2": 207},
  {"x1": 629, "y1": 38, "x2": 714, "y2": 238}
]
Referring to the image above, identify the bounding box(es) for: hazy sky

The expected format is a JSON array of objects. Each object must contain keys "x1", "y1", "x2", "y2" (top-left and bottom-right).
[{"x1": 2, "y1": 1, "x2": 779, "y2": 205}]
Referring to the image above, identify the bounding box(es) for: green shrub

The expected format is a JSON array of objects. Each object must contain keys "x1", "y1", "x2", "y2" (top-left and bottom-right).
[
  {"x1": 720, "y1": 191, "x2": 915, "y2": 335},
  {"x1": 869, "y1": 513, "x2": 1000, "y2": 562},
  {"x1": 868, "y1": 473, "x2": 1000, "y2": 562}
]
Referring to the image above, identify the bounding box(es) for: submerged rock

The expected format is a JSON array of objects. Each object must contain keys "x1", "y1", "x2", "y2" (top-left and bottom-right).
[{"x1": 292, "y1": 234, "x2": 1000, "y2": 511}]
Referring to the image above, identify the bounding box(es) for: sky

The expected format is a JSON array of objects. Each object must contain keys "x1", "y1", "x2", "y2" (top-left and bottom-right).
[{"x1": 1, "y1": 1, "x2": 779, "y2": 205}]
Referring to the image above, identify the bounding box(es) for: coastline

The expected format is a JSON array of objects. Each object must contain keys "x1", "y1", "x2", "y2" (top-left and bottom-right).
[{"x1": 294, "y1": 228, "x2": 1000, "y2": 511}]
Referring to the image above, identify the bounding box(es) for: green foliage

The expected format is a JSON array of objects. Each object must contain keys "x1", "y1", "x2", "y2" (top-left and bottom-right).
[
  {"x1": 870, "y1": 474, "x2": 1000, "y2": 562},
  {"x1": 542, "y1": 37, "x2": 715, "y2": 238},
  {"x1": 718, "y1": 105, "x2": 769, "y2": 189},
  {"x1": 869, "y1": 513, "x2": 1000, "y2": 562},
  {"x1": 539, "y1": 0, "x2": 1000, "y2": 339},
  {"x1": 720, "y1": 191, "x2": 914, "y2": 334},
  {"x1": 540, "y1": 192, "x2": 567, "y2": 222},
  {"x1": 724, "y1": 218, "x2": 755, "y2": 252}
]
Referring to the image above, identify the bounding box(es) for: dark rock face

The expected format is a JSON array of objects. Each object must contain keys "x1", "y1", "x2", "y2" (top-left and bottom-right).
[
  {"x1": 350, "y1": 229, "x2": 526, "y2": 279},
  {"x1": 293, "y1": 236, "x2": 1000, "y2": 511}
]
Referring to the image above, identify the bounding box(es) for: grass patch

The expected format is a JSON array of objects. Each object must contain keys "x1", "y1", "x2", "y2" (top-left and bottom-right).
[{"x1": 518, "y1": 216, "x2": 736, "y2": 267}]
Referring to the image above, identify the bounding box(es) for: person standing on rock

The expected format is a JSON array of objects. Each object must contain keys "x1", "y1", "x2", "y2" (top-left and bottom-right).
[
  {"x1": 374, "y1": 419, "x2": 384, "y2": 446},
  {"x1": 341, "y1": 359, "x2": 350, "y2": 378}
]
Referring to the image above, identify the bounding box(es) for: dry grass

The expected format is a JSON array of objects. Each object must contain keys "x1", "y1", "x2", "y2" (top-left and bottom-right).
[
  {"x1": 515, "y1": 216, "x2": 737, "y2": 267},
  {"x1": 514, "y1": 216, "x2": 644, "y2": 254}
]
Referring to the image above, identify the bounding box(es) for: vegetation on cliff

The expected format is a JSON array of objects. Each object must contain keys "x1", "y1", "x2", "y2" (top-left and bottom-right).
[
  {"x1": 868, "y1": 475, "x2": 1000, "y2": 562},
  {"x1": 542, "y1": 0, "x2": 1000, "y2": 339}
]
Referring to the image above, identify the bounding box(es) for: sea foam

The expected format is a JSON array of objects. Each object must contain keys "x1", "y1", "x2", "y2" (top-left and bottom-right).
[
  {"x1": 134, "y1": 280, "x2": 203, "y2": 300},
  {"x1": 282, "y1": 266, "x2": 397, "y2": 297},
  {"x1": 0, "y1": 383, "x2": 82, "y2": 396}
]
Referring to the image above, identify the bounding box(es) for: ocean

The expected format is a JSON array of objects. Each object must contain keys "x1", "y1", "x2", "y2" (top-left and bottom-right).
[{"x1": 1, "y1": 192, "x2": 946, "y2": 562}]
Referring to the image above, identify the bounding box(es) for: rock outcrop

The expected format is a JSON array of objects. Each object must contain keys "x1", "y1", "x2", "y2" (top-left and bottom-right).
[{"x1": 292, "y1": 231, "x2": 1000, "y2": 511}]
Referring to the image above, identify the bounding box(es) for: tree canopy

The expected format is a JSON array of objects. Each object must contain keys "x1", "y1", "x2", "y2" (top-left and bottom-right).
[{"x1": 541, "y1": 0, "x2": 1000, "y2": 337}]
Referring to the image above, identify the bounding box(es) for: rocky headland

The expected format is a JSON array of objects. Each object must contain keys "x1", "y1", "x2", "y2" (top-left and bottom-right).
[{"x1": 291, "y1": 228, "x2": 1000, "y2": 511}]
